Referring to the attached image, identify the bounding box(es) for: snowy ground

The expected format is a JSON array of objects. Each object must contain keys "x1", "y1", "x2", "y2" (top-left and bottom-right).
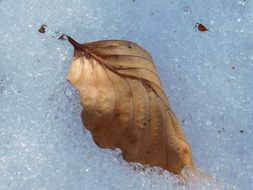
[{"x1": 0, "y1": 0, "x2": 253, "y2": 189}]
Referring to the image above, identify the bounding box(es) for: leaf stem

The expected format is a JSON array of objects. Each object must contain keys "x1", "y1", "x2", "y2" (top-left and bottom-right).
[
  {"x1": 66, "y1": 35, "x2": 91, "y2": 58},
  {"x1": 66, "y1": 35, "x2": 83, "y2": 51}
]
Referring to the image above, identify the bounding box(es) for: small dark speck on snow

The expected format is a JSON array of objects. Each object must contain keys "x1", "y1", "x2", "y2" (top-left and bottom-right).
[
  {"x1": 218, "y1": 128, "x2": 225, "y2": 133},
  {"x1": 195, "y1": 23, "x2": 208, "y2": 32},
  {"x1": 38, "y1": 24, "x2": 47, "y2": 33}
]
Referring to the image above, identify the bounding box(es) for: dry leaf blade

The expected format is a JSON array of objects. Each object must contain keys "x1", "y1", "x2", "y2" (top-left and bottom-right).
[{"x1": 66, "y1": 36, "x2": 194, "y2": 175}]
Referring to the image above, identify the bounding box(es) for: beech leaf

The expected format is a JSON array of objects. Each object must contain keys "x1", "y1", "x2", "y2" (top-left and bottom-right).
[{"x1": 66, "y1": 36, "x2": 194, "y2": 175}]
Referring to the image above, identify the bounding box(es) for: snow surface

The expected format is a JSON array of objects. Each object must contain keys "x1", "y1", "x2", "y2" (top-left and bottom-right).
[{"x1": 0, "y1": 0, "x2": 253, "y2": 189}]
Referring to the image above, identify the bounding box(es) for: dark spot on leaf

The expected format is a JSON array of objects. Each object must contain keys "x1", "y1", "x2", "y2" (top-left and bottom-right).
[
  {"x1": 127, "y1": 44, "x2": 132, "y2": 49},
  {"x1": 115, "y1": 112, "x2": 121, "y2": 117},
  {"x1": 195, "y1": 23, "x2": 208, "y2": 32},
  {"x1": 183, "y1": 147, "x2": 188, "y2": 153},
  {"x1": 38, "y1": 24, "x2": 47, "y2": 33}
]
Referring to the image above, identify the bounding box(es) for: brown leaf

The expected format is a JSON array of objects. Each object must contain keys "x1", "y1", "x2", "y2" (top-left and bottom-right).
[
  {"x1": 195, "y1": 23, "x2": 208, "y2": 32},
  {"x1": 66, "y1": 36, "x2": 194, "y2": 175}
]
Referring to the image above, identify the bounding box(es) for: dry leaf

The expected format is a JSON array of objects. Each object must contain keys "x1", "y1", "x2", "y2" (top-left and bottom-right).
[{"x1": 66, "y1": 36, "x2": 194, "y2": 175}]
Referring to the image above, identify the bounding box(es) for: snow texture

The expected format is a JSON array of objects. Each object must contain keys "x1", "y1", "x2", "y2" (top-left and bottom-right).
[{"x1": 0, "y1": 0, "x2": 252, "y2": 189}]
